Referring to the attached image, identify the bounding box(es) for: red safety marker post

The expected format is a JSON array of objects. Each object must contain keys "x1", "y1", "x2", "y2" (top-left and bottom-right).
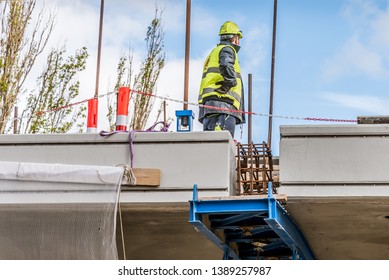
[
  {"x1": 87, "y1": 98, "x2": 98, "y2": 133},
  {"x1": 116, "y1": 86, "x2": 130, "y2": 131}
]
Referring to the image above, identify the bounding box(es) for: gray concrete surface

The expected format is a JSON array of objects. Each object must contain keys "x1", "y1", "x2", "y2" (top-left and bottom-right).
[
  {"x1": 3, "y1": 126, "x2": 389, "y2": 259},
  {"x1": 0, "y1": 131, "x2": 237, "y2": 202},
  {"x1": 117, "y1": 203, "x2": 221, "y2": 260},
  {"x1": 280, "y1": 124, "x2": 389, "y2": 259},
  {"x1": 0, "y1": 131, "x2": 234, "y2": 259},
  {"x1": 285, "y1": 197, "x2": 389, "y2": 259}
]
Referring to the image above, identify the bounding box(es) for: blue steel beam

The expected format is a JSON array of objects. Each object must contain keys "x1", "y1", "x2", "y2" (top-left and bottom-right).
[
  {"x1": 189, "y1": 184, "x2": 315, "y2": 260},
  {"x1": 251, "y1": 225, "x2": 274, "y2": 236},
  {"x1": 193, "y1": 199, "x2": 269, "y2": 214},
  {"x1": 189, "y1": 185, "x2": 239, "y2": 259},
  {"x1": 265, "y1": 184, "x2": 315, "y2": 259},
  {"x1": 190, "y1": 185, "x2": 272, "y2": 215},
  {"x1": 265, "y1": 197, "x2": 315, "y2": 259},
  {"x1": 189, "y1": 220, "x2": 240, "y2": 259},
  {"x1": 211, "y1": 212, "x2": 264, "y2": 226}
]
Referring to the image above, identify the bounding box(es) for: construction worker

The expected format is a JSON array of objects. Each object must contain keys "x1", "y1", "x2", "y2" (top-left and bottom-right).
[{"x1": 198, "y1": 21, "x2": 245, "y2": 138}]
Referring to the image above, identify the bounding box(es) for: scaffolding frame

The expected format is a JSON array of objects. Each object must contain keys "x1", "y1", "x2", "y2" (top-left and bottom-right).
[{"x1": 189, "y1": 184, "x2": 315, "y2": 260}]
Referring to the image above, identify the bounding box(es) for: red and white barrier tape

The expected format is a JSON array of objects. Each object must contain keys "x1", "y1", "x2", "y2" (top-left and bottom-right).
[
  {"x1": 2, "y1": 89, "x2": 358, "y2": 125},
  {"x1": 130, "y1": 89, "x2": 358, "y2": 123}
]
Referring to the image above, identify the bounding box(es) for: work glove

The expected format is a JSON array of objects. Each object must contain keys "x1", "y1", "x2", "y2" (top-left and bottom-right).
[{"x1": 215, "y1": 84, "x2": 230, "y2": 94}]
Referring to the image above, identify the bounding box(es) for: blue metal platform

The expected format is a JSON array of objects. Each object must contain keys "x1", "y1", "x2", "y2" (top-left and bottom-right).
[{"x1": 189, "y1": 184, "x2": 315, "y2": 260}]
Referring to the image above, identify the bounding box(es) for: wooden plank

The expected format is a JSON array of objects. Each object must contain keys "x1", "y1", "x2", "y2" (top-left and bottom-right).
[
  {"x1": 357, "y1": 115, "x2": 389, "y2": 124},
  {"x1": 132, "y1": 168, "x2": 161, "y2": 187}
]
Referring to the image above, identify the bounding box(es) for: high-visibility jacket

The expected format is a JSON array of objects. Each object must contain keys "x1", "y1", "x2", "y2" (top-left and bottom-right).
[{"x1": 198, "y1": 44, "x2": 243, "y2": 110}]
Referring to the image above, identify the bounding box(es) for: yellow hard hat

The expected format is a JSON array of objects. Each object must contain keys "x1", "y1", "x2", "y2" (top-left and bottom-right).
[{"x1": 219, "y1": 21, "x2": 243, "y2": 39}]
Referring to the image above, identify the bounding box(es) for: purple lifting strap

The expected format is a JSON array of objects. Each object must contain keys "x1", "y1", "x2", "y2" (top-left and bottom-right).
[{"x1": 99, "y1": 121, "x2": 170, "y2": 168}]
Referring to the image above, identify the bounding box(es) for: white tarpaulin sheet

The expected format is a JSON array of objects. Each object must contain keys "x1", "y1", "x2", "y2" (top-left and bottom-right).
[{"x1": 0, "y1": 161, "x2": 124, "y2": 260}]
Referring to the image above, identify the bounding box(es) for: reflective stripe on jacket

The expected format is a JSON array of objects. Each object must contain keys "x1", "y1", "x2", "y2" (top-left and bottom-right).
[{"x1": 198, "y1": 44, "x2": 242, "y2": 110}]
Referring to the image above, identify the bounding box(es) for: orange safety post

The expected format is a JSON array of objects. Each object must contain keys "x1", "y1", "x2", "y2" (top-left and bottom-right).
[
  {"x1": 87, "y1": 98, "x2": 98, "y2": 133},
  {"x1": 116, "y1": 86, "x2": 130, "y2": 131}
]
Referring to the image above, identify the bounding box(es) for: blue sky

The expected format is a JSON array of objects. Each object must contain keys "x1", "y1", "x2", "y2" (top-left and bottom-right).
[{"x1": 34, "y1": 0, "x2": 389, "y2": 155}]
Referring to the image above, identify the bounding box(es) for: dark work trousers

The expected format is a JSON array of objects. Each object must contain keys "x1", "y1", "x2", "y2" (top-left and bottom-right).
[{"x1": 203, "y1": 113, "x2": 237, "y2": 137}]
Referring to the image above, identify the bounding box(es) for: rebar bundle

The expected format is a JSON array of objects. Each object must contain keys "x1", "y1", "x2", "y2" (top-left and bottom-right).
[{"x1": 236, "y1": 141, "x2": 279, "y2": 195}]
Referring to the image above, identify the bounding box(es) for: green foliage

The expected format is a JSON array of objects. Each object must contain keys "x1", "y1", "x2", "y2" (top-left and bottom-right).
[
  {"x1": 131, "y1": 10, "x2": 166, "y2": 130},
  {"x1": 0, "y1": 0, "x2": 54, "y2": 133},
  {"x1": 19, "y1": 46, "x2": 88, "y2": 133},
  {"x1": 107, "y1": 9, "x2": 166, "y2": 131},
  {"x1": 106, "y1": 52, "x2": 134, "y2": 131}
]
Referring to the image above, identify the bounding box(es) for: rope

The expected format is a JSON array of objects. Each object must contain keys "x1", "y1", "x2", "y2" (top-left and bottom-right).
[
  {"x1": 118, "y1": 197, "x2": 127, "y2": 260},
  {"x1": 100, "y1": 121, "x2": 170, "y2": 168},
  {"x1": 114, "y1": 166, "x2": 127, "y2": 260},
  {"x1": 128, "y1": 121, "x2": 170, "y2": 167},
  {"x1": 104, "y1": 121, "x2": 168, "y2": 260},
  {"x1": 130, "y1": 89, "x2": 358, "y2": 123},
  {"x1": 0, "y1": 90, "x2": 116, "y2": 125},
  {"x1": 114, "y1": 163, "x2": 137, "y2": 186},
  {"x1": 2, "y1": 88, "x2": 358, "y2": 125},
  {"x1": 123, "y1": 165, "x2": 136, "y2": 186},
  {"x1": 36, "y1": 91, "x2": 116, "y2": 116}
]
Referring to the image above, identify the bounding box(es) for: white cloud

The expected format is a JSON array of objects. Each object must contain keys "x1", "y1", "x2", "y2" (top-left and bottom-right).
[
  {"x1": 341, "y1": 0, "x2": 380, "y2": 25},
  {"x1": 370, "y1": 6, "x2": 389, "y2": 49},
  {"x1": 191, "y1": 5, "x2": 219, "y2": 38},
  {"x1": 321, "y1": 36, "x2": 386, "y2": 82},
  {"x1": 43, "y1": 1, "x2": 99, "y2": 51},
  {"x1": 139, "y1": 57, "x2": 204, "y2": 131},
  {"x1": 321, "y1": 91, "x2": 389, "y2": 114},
  {"x1": 240, "y1": 25, "x2": 268, "y2": 75},
  {"x1": 321, "y1": 0, "x2": 389, "y2": 82}
]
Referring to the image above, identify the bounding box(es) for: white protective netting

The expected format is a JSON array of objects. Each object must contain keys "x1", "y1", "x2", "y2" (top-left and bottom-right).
[{"x1": 0, "y1": 161, "x2": 124, "y2": 260}]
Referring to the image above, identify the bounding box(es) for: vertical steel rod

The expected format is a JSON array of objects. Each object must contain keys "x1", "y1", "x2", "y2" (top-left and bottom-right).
[
  {"x1": 13, "y1": 106, "x2": 18, "y2": 134},
  {"x1": 183, "y1": 0, "x2": 191, "y2": 110},
  {"x1": 267, "y1": 0, "x2": 278, "y2": 149},
  {"x1": 248, "y1": 73, "x2": 253, "y2": 144},
  {"x1": 94, "y1": 0, "x2": 104, "y2": 99},
  {"x1": 249, "y1": 143, "x2": 254, "y2": 194},
  {"x1": 237, "y1": 143, "x2": 242, "y2": 195},
  {"x1": 163, "y1": 100, "x2": 167, "y2": 127}
]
